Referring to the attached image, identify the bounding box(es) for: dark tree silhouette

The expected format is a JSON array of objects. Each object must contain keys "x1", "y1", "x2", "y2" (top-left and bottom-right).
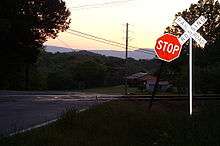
[
  {"x1": 0, "y1": 0, "x2": 71, "y2": 90},
  {"x1": 164, "y1": 0, "x2": 220, "y2": 94},
  {"x1": 166, "y1": 0, "x2": 220, "y2": 47}
]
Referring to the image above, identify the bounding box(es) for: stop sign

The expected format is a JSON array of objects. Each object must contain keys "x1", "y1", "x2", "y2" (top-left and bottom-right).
[{"x1": 155, "y1": 33, "x2": 182, "y2": 62}]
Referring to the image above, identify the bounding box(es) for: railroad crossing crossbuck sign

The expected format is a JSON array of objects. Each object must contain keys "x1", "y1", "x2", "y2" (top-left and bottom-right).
[
  {"x1": 154, "y1": 15, "x2": 207, "y2": 115},
  {"x1": 175, "y1": 15, "x2": 207, "y2": 47},
  {"x1": 175, "y1": 16, "x2": 207, "y2": 116}
]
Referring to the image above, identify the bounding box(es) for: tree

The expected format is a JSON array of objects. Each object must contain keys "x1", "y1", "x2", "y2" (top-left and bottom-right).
[
  {"x1": 164, "y1": 0, "x2": 220, "y2": 94},
  {"x1": 166, "y1": 0, "x2": 220, "y2": 47},
  {"x1": 0, "y1": 0, "x2": 71, "y2": 90}
]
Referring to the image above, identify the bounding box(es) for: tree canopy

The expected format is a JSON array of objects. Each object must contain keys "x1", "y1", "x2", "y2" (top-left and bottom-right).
[
  {"x1": 164, "y1": 0, "x2": 220, "y2": 94},
  {"x1": 0, "y1": 0, "x2": 71, "y2": 89},
  {"x1": 0, "y1": 0, "x2": 71, "y2": 63},
  {"x1": 166, "y1": 0, "x2": 220, "y2": 48}
]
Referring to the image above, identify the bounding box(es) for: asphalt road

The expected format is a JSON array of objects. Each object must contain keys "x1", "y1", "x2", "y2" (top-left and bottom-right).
[
  {"x1": 1, "y1": 91, "x2": 219, "y2": 136},
  {"x1": 0, "y1": 91, "x2": 115, "y2": 136}
]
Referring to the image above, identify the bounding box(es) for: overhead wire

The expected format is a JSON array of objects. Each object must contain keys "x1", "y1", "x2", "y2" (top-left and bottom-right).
[
  {"x1": 135, "y1": 49, "x2": 155, "y2": 55},
  {"x1": 57, "y1": 37, "x2": 73, "y2": 49},
  {"x1": 66, "y1": 1, "x2": 156, "y2": 55},
  {"x1": 68, "y1": 29, "x2": 126, "y2": 47},
  {"x1": 66, "y1": 30, "x2": 155, "y2": 56},
  {"x1": 68, "y1": 29, "x2": 154, "y2": 53},
  {"x1": 138, "y1": 48, "x2": 155, "y2": 53},
  {"x1": 66, "y1": 31, "x2": 127, "y2": 49},
  {"x1": 71, "y1": 0, "x2": 137, "y2": 10}
]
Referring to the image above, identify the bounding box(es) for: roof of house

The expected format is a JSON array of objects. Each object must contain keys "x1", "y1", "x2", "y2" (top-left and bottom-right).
[
  {"x1": 139, "y1": 75, "x2": 156, "y2": 81},
  {"x1": 159, "y1": 81, "x2": 170, "y2": 85},
  {"x1": 127, "y1": 73, "x2": 170, "y2": 85}
]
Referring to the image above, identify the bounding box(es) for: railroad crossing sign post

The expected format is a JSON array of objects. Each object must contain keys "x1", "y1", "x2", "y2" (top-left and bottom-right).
[{"x1": 175, "y1": 15, "x2": 207, "y2": 115}]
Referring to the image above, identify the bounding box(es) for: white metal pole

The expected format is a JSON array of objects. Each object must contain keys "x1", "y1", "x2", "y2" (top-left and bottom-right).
[{"x1": 189, "y1": 37, "x2": 193, "y2": 115}]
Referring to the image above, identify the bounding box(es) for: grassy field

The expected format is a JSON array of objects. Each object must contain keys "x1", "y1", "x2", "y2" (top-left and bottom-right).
[
  {"x1": 1, "y1": 100, "x2": 220, "y2": 146},
  {"x1": 83, "y1": 85, "x2": 177, "y2": 95},
  {"x1": 83, "y1": 85, "x2": 144, "y2": 95}
]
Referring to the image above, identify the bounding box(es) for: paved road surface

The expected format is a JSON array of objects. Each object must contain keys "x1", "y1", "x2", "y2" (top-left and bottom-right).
[
  {"x1": 1, "y1": 91, "x2": 218, "y2": 136},
  {"x1": 0, "y1": 91, "x2": 117, "y2": 136}
]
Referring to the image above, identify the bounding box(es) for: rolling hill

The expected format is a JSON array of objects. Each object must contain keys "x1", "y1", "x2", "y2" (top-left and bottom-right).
[{"x1": 45, "y1": 45, "x2": 155, "y2": 60}]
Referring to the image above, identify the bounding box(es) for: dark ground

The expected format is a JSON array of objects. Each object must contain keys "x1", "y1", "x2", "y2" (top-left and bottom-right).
[{"x1": 1, "y1": 100, "x2": 220, "y2": 146}]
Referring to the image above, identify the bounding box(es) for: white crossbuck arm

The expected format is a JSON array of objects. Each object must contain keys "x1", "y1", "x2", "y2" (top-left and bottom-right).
[{"x1": 175, "y1": 16, "x2": 207, "y2": 47}]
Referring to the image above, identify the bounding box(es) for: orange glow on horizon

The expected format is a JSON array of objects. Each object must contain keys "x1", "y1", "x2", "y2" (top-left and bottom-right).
[{"x1": 45, "y1": 0, "x2": 200, "y2": 50}]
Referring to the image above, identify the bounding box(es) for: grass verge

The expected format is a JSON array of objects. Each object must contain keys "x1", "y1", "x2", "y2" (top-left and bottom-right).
[
  {"x1": 83, "y1": 85, "x2": 143, "y2": 95},
  {"x1": 1, "y1": 100, "x2": 220, "y2": 146}
]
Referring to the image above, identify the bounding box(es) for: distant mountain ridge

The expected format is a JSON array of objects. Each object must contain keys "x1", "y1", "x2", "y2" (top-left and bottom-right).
[
  {"x1": 45, "y1": 45, "x2": 155, "y2": 60},
  {"x1": 45, "y1": 46, "x2": 75, "y2": 53}
]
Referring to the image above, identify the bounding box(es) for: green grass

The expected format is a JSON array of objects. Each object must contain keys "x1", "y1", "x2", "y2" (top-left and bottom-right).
[
  {"x1": 83, "y1": 85, "x2": 144, "y2": 95},
  {"x1": 83, "y1": 85, "x2": 178, "y2": 95},
  {"x1": 1, "y1": 100, "x2": 220, "y2": 146}
]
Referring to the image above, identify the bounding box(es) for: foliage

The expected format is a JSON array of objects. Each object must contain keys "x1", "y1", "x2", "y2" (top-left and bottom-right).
[
  {"x1": 43, "y1": 51, "x2": 156, "y2": 90},
  {"x1": 0, "y1": 51, "x2": 156, "y2": 90},
  {"x1": 164, "y1": 0, "x2": 220, "y2": 94},
  {"x1": 0, "y1": 0, "x2": 71, "y2": 89},
  {"x1": 166, "y1": 0, "x2": 220, "y2": 47},
  {"x1": 0, "y1": 0, "x2": 70, "y2": 63}
]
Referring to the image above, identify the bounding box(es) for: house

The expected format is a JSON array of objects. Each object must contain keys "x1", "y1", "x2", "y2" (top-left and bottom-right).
[
  {"x1": 127, "y1": 72, "x2": 151, "y2": 87},
  {"x1": 127, "y1": 72, "x2": 172, "y2": 92},
  {"x1": 146, "y1": 80, "x2": 172, "y2": 92}
]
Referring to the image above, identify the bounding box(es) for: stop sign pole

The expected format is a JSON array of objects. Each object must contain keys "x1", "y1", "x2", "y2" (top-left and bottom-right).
[{"x1": 175, "y1": 16, "x2": 207, "y2": 115}]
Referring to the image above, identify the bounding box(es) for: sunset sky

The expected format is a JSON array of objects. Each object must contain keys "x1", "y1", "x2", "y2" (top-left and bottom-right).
[{"x1": 45, "y1": 0, "x2": 199, "y2": 51}]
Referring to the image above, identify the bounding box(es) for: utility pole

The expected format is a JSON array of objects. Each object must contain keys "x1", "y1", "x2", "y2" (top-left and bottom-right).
[{"x1": 125, "y1": 23, "x2": 129, "y2": 95}]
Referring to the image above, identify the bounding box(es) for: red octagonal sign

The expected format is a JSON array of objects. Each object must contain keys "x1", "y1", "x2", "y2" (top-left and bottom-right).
[{"x1": 155, "y1": 33, "x2": 182, "y2": 62}]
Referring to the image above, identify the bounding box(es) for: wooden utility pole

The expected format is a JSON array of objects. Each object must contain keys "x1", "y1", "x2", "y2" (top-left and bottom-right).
[{"x1": 125, "y1": 23, "x2": 129, "y2": 95}]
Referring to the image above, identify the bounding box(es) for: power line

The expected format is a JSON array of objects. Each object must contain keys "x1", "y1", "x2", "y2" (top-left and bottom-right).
[
  {"x1": 67, "y1": 29, "x2": 155, "y2": 55},
  {"x1": 68, "y1": 29, "x2": 126, "y2": 47},
  {"x1": 66, "y1": 30, "x2": 155, "y2": 56},
  {"x1": 68, "y1": 29, "x2": 153, "y2": 52},
  {"x1": 134, "y1": 49, "x2": 155, "y2": 55},
  {"x1": 58, "y1": 31, "x2": 156, "y2": 56},
  {"x1": 66, "y1": 31, "x2": 127, "y2": 49},
  {"x1": 71, "y1": 0, "x2": 136, "y2": 9},
  {"x1": 57, "y1": 37, "x2": 73, "y2": 49},
  {"x1": 138, "y1": 48, "x2": 155, "y2": 53}
]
